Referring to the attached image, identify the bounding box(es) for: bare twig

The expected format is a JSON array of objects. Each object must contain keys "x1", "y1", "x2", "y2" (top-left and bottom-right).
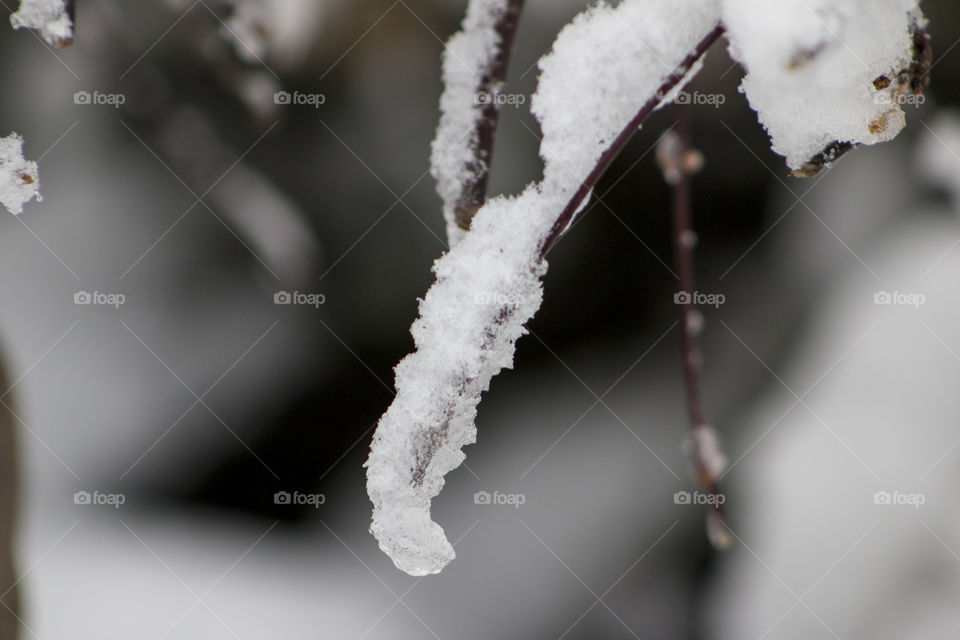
[
  {"x1": 456, "y1": 0, "x2": 526, "y2": 230},
  {"x1": 539, "y1": 25, "x2": 724, "y2": 257},
  {"x1": 659, "y1": 103, "x2": 731, "y2": 550}
]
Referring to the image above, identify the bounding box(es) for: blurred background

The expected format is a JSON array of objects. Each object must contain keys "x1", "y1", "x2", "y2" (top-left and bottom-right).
[{"x1": 1, "y1": 0, "x2": 960, "y2": 637}]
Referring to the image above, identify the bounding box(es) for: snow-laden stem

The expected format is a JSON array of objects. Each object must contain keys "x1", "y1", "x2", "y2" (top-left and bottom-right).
[
  {"x1": 456, "y1": 0, "x2": 525, "y2": 231},
  {"x1": 433, "y1": 0, "x2": 528, "y2": 246},
  {"x1": 368, "y1": 4, "x2": 726, "y2": 575},
  {"x1": 540, "y1": 24, "x2": 724, "y2": 257}
]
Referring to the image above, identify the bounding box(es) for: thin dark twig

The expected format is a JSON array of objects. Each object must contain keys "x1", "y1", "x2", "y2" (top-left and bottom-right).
[
  {"x1": 456, "y1": 0, "x2": 526, "y2": 230},
  {"x1": 664, "y1": 104, "x2": 730, "y2": 549},
  {"x1": 540, "y1": 25, "x2": 725, "y2": 257},
  {"x1": 671, "y1": 107, "x2": 704, "y2": 429}
]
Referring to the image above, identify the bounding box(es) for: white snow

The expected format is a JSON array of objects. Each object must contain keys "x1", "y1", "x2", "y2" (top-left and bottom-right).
[
  {"x1": 9, "y1": 0, "x2": 73, "y2": 47},
  {"x1": 0, "y1": 133, "x2": 41, "y2": 215},
  {"x1": 369, "y1": 0, "x2": 723, "y2": 576},
  {"x1": 431, "y1": 0, "x2": 514, "y2": 247},
  {"x1": 722, "y1": 0, "x2": 923, "y2": 171}
]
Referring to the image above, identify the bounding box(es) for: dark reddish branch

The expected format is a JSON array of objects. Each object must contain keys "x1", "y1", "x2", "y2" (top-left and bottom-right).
[
  {"x1": 456, "y1": 0, "x2": 526, "y2": 230},
  {"x1": 540, "y1": 24, "x2": 725, "y2": 257},
  {"x1": 670, "y1": 105, "x2": 726, "y2": 537},
  {"x1": 671, "y1": 107, "x2": 705, "y2": 430}
]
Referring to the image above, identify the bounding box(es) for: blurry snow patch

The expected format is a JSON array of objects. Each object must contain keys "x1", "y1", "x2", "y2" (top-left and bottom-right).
[
  {"x1": 9, "y1": 0, "x2": 73, "y2": 47},
  {"x1": 221, "y1": 0, "x2": 327, "y2": 70},
  {"x1": 708, "y1": 215, "x2": 960, "y2": 638},
  {"x1": 917, "y1": 110, "x2": 960, "y2": 201},
  {"x1": 368, "y1": 0, "x2": 722, "y2": 576},
  {"x1": 0, "y1": 133, "x2": 41, "y2": 215},
  {"x1": 722, "y1": 0, "x2": 922, "y2": 172}
]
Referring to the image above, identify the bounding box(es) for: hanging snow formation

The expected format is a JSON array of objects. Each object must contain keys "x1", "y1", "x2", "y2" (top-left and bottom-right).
[
  {"x1": 367, "y1": 0, "x2": 927, "y2": 576},
  {"x1": 368, "y1": 0, "x2": 723, "y2": 577}
]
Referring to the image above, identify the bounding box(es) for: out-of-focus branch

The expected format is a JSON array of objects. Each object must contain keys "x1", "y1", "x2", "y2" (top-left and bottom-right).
[
  {"x1": 658, "y1": 104, "x2": 731, "y2": 550},
  {"x1": 455, "y1": 0, "x2": 525, "y2": 230}
]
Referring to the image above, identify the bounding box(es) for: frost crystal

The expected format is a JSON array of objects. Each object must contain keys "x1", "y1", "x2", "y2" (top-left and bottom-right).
[
  {"x1": 0, "y1": 134, "x2": 41, "y2": 215},
  {"x1": 431, "y1": 0, "x2": 515, "y2": 247},
  {"x1": 10, "y1": 0, "x2": 73, "y2": 47},
  {"x1": 368, "y1": 0, "x2": 722, "y2": 576},
  {"x1": 722, "y1": 0, "x2": 925, "y2": 173}
]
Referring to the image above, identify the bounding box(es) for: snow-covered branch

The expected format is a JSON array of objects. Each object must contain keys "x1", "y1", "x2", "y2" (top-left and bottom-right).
[
  {"x1": 368, "y1": 0, "x2": 724, "y2": 576},
  {"x1": 431, "y1": 0, "x2": 526, "y2": 246},
  {"x1": 722, "y1": 0, "x2": 926, "y2": 175},
  {"x1": 367, "y1": 0, "x2": 930, "y2": 576}
]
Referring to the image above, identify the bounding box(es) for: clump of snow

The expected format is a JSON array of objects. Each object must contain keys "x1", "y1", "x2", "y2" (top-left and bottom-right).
[
  {"x1": 369, "y1": 0, "x2": 723, "y2": 576},
  {"x1": 10, "y1": 0, "x2": 73, "y2": 47},
  {"x1": 0, "y1": 133, "x2": 41, "y2": 215},
  {"x1": 431, "y1": 0, "x2": 514, "y2": 247},
  {"x1": 722, "y1": 0, "x2": 924, "y2": 172},
  {"x1": 534, "y1": 0, "x2": 720, "y2": 191}
]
